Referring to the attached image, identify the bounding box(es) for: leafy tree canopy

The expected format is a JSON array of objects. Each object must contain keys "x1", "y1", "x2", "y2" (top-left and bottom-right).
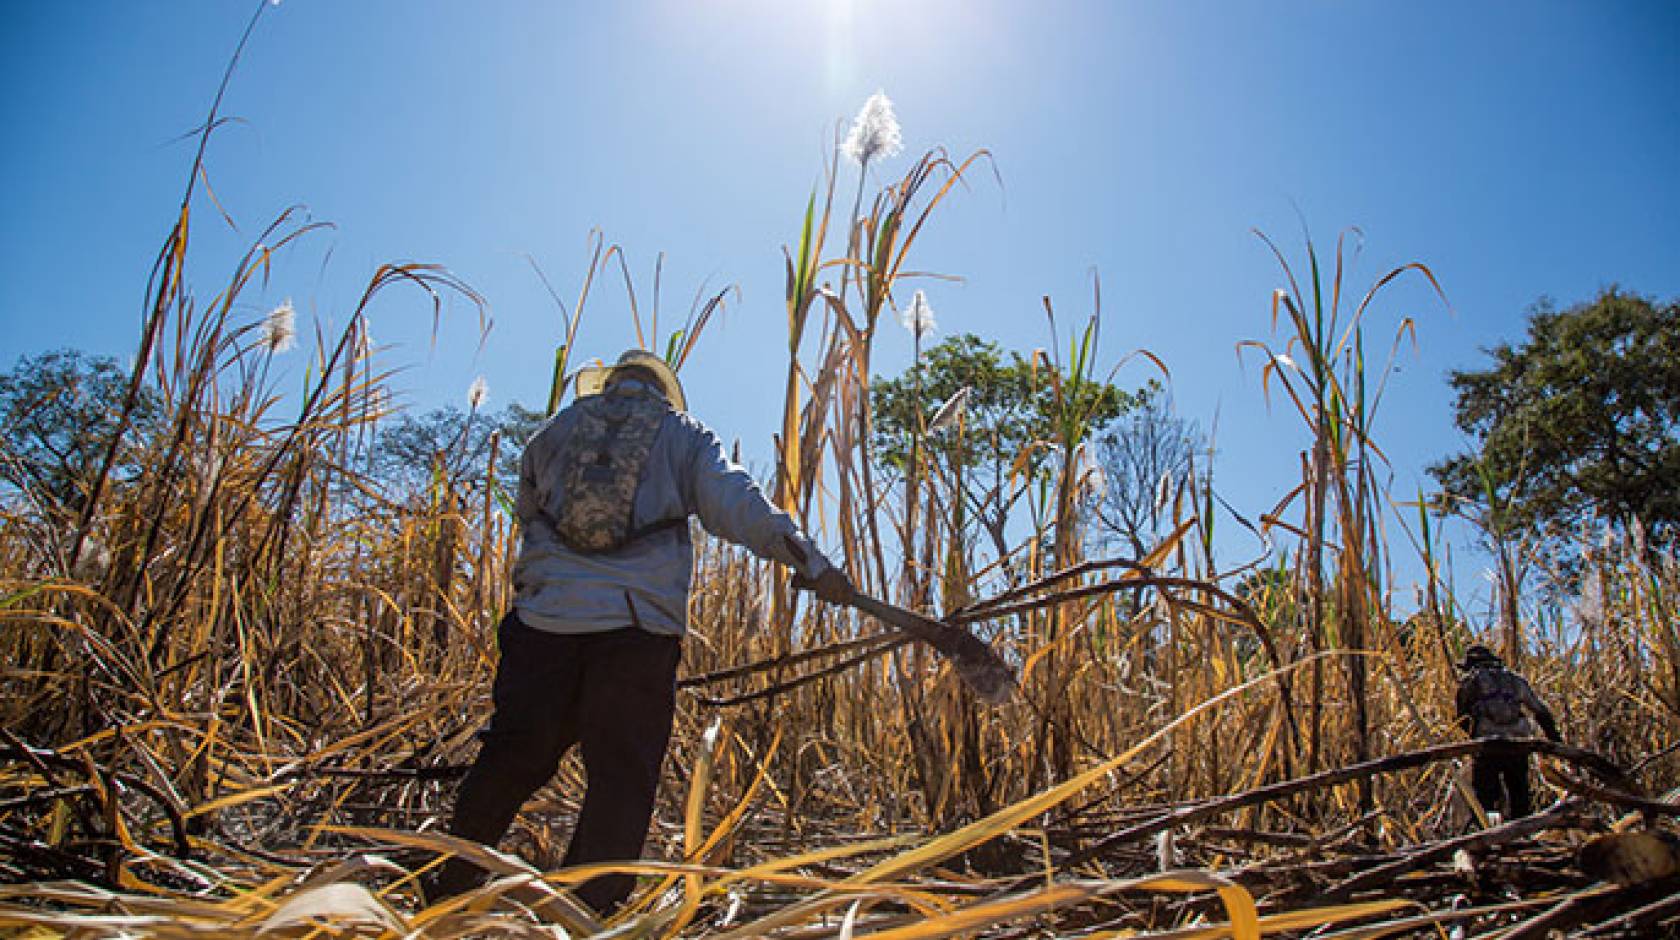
[
  {"x1": 871, "y1": 333, "x2": 1137, "y2": 559},
  {"x1": 1430, "y1": 289, "x2": 1680, "y2": 548},
  {"x1": 0, "y1": 348, "x2": 162, "y2": 518},
  {"x1": 871, "y1": 332, "x2": 1135, "y2": 481},
  {"x1": 0, "y1": 348, "x2": 546, "y2": 520},
  {"x1": 371, "y1": 402, "x2": 544, "y2": 498}
]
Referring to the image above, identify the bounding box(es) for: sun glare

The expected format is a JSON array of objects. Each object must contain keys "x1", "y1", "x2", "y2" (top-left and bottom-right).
[{"x1": 824, "y1": 0, "x2": 858, "y2": 94}]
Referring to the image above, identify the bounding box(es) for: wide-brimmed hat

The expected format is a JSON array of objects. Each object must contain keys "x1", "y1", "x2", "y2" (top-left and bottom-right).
[
  {"x1": 575, "y1": 349, "x2": 687, "y2": 411},
  {"x1": 1460, "y1": 644, "x2": 1502, "y2": 669}
]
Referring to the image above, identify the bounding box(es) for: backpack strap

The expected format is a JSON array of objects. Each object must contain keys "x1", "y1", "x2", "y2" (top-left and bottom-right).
[{"x1": 625, "y1": 516, "x2": 687, "y2": 543}]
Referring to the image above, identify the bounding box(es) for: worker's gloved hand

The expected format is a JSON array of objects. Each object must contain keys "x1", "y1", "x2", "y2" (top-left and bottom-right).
[{"x1": 793, "y1": 567, "x2": 855, "y2": 605}]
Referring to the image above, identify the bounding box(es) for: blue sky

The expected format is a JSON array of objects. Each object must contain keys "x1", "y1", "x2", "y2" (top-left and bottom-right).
[{"x1": 3, "y1": 1, "x2": 1678, "y2": 614}]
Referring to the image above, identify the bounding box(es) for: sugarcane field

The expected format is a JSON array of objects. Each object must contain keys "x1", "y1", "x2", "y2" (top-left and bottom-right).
[{"x1": 3, "y1": 3, "x2": 1679, "y2": 938}]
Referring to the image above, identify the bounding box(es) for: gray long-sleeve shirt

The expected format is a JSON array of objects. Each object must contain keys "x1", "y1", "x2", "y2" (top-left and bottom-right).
[
  {"x1": 1455, "y1": 666, "x2": 1559, "y2": 740},
  {"x1": 512, "y1": 392, "x2": 833, "y2": 636}
]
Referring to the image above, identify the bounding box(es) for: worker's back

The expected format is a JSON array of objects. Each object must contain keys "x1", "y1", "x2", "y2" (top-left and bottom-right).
[{"x1": 1458, "y1": 665, "x2": 1537, "y2": 738}]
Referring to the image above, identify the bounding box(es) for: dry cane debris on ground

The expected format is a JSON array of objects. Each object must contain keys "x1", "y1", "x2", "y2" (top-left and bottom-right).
[
  {"x1": 3, "y1": 717, "x2": 1678, "y2": 938},
  {"x1": 4, "y1": 6, "x2": 1680, "y2": 938}
]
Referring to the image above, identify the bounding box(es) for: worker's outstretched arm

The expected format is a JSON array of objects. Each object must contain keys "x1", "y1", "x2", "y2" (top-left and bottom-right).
[
  {"x1": 680, "y1": 418, "x2": 846, "y2": 591},
  {"x1": 1524, "y1": 682, "x2": 1562, "y2": 742}
]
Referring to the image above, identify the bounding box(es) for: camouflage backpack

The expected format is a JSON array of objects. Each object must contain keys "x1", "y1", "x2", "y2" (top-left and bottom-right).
[
  {"x1": 1469, "y1": 668, "x2": 1525, "y2": 733},
  {"x1": 553, "y1": 385, "x2": 679, "y2": 553}
]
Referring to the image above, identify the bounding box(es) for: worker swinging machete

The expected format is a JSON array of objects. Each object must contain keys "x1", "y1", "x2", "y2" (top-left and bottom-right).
[{"x1": 791, "y1": 571, "x2": 1017, "y2": 704}]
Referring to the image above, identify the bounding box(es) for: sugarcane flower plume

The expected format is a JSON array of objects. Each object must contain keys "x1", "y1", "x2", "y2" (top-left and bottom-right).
[
  {"x1": 467, "y1": 376, "x2": 490, "y2": 410},
  {"x1": 900, "y1": 289, "x2": 935, "y2": 340},
  {"x1": 262, "y1": 299, "x2": 296, "y2": 353},
  {"x1": 843, "y1": 90, "x2": 903, "y2": 166}
]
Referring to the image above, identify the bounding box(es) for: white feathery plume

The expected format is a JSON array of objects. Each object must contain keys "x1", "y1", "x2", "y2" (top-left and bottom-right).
[
  {"x1": 467, "y1": 376, "x2": 490, "y2": 410},
  {"x1": 926, "y1": 385, "x2": 971, "y2": 435},
  {"x1": 261, "y1": 299, "x2": 297, "y2": 353},
  {"x1": 842, "y1": 90, "x2": 903, "y2": 166},
  {"x1": 899, "y1": 289, "x2": 935, "y2": 340}
]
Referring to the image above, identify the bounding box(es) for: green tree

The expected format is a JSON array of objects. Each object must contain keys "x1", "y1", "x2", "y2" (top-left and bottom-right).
[
  {"x1": 1431, "y1": 289, "x2": 1680, "y2": 551},
  {"x1": 871, "y1": 333, "x2": 1135, "y2": 557},
  {"x1": 371, "y1": 402, "x2": 544, "y2": 498},
  {"x1": 0, "y1": 349, "x2": 163, "y2": 520}
]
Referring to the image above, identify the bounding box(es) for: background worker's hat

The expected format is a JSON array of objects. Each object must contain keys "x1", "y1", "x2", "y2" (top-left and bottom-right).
[
  {"x1": 575, "y1": 349, "x2": 687, "y2": 411},
  {"x1": 1460, "y1": 644, "x2": 1502, "y2": 670}
]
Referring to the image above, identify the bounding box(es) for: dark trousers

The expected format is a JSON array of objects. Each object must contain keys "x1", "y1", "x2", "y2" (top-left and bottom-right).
[
  {"x1": 433, "y1": 612, "x2": 682, "y2": 913},
  {"x1": 1471, "y1": 744, "x2": 1533, "y2": 819}
]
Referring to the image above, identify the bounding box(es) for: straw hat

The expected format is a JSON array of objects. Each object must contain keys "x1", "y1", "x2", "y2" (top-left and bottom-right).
[
  {"x1": 1460, "y1": 644, "x2": 1502, "y2": 670},
  {"x1": 575, "y1": 349, "x2": 687, "y2": 411}
]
